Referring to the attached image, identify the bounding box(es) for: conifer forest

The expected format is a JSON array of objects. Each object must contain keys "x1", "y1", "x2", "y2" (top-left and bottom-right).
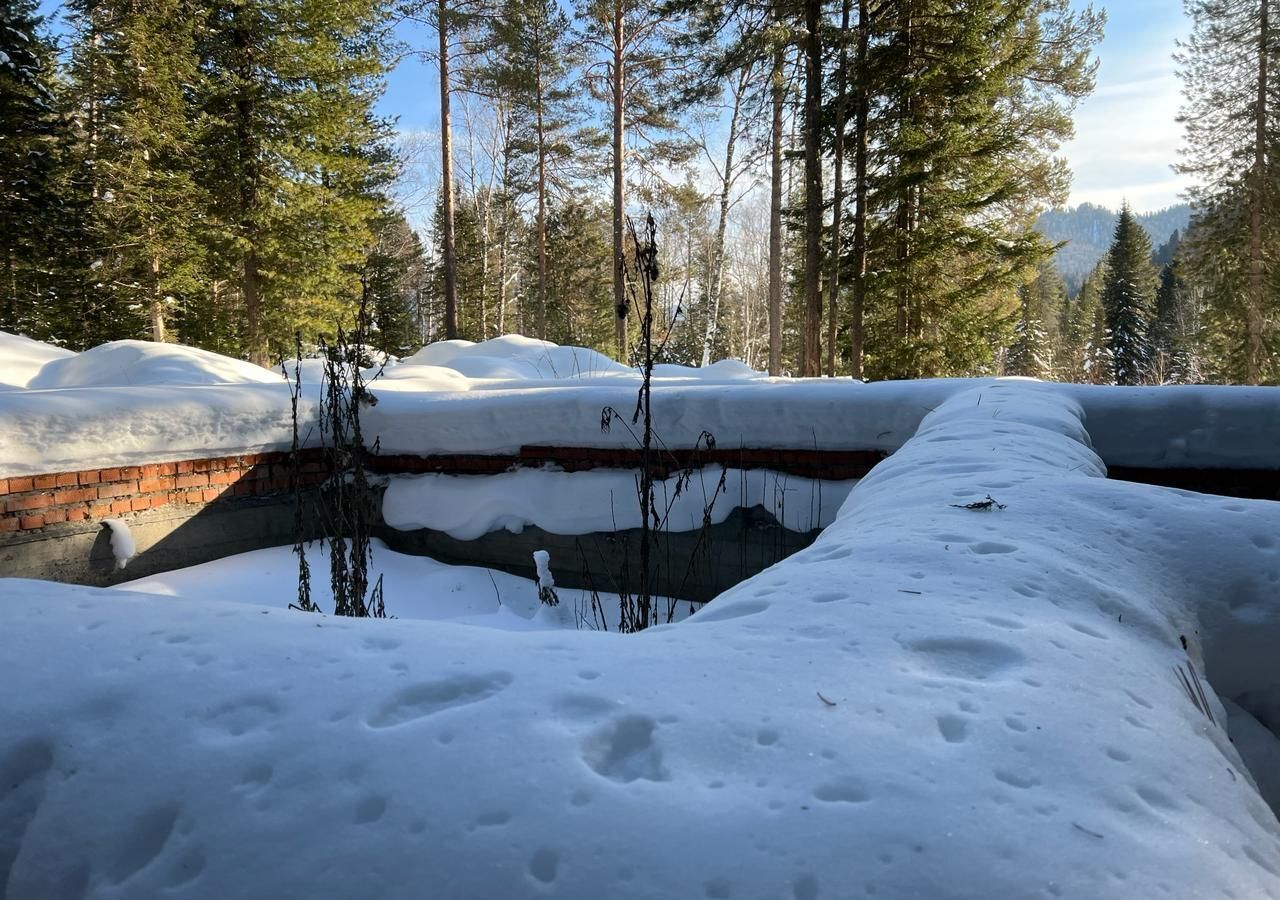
[{"x1": 2, "y1": 0, "x2": 1278, "y2": 384}]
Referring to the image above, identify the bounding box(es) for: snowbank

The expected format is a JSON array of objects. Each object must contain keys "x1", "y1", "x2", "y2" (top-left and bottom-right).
[
  {"x1": 28, "y1": 340, "x2": 283, "y2": 388},
  {"x1": 2, "y1": 381, "x2": 1279, "y2": 898},
  {"x1": 383, "y1": 466, "x2": 855, "y2": 539},
  {"x1": 0, "y1": 331, "x2": 74, "y2": 390},
  {"x1": 3, "y1": 334, "x2": 1280, "y2": 477}
]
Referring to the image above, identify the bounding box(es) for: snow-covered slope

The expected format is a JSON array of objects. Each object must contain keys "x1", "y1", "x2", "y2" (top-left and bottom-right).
[
  {"x1": 2, "y1": 381, "x2": 1278, "y2": 899},
  {"x1": 0, "y1": 331, "x2": 74, "y2": 390}
]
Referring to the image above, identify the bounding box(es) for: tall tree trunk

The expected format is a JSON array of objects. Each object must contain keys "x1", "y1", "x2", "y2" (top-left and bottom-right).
[
  {"x1": 702, "y1": 67, "x2": 749, "y2": 367},
  {"x1": 768, "y1": 44, "x2": 785, "y2": 376},
  {"x1": 149, "y1": 253, "x2": 164, "y2": 342},
  {"x1": 893, "y1": 2, "x2": 913, "y2": 373},
  {"x1": 536, "y1": 53, "x2": 549, "y2": 340},
  {"x1": 826, "y1": 0, "x2": 850, "y2": 375},
  {"x1": 234, "y1": 8, "x2": 267, "y2": 366},
  {"x1": 497, "y1": 125, "x2": 512, "y2": 336},
  {"x1": 851, "y1": 0, "x2": 869, "y2": 379},
  {"x1": 439, "y1": 0, "x2": 458, "y2": 340},
  {"x1": 612, "y1": 0, "x2": 628, "y2": 360},
  {"x1": 801, "y1": 0, "x2": 823, "y2": 376},
  {"x1": 1248, "y1": 0, "x2": 1269, "y2": 383}
]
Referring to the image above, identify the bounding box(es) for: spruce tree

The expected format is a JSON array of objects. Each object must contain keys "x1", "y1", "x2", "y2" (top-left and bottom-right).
[
  {"x1": 1101, "y1": 204, "x2": 1157, "y2": 385},
  {"x1": 1006, "y1": 284, "x2": 1054, "y2": 378}
]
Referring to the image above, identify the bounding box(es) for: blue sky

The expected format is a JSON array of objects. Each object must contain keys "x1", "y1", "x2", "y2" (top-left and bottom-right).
[
  {"x1": 377, "y1": 1, "x2": 1194, "y2": 215},
  {"x1": 1058, "y1": 0, "x2": 1191, "y2": 212}
]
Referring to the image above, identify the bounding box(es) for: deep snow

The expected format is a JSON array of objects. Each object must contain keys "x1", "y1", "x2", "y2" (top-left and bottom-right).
[
  {"x1": 4, "y1": 332, "x2": 1280, "y2": 478},
  {"x1": 2, "y1": 380, "x2": 1279, "y2": 899}
]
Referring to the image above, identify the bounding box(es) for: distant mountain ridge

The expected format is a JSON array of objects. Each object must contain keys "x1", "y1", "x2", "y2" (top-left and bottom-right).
[{"x1": 1035, "y1": 203, "x2": 1192, "y2": 294}]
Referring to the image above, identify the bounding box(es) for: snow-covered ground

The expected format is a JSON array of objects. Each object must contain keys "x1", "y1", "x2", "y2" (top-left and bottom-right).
[
  {"x1": 120, "y1": 539, "x2": 689, "y2": 632},
  {"x1": 3, "y1": 379, "x2": 1279, "y2": 898}
]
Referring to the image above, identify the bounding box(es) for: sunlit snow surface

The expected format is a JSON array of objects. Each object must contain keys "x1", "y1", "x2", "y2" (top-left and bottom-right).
[
  {"x1": 3, "y1": 381, "x2": 1280, "y2": 899},
  {"x1": 5, "y1": 330, "x2": 1280, "y2": 478}
]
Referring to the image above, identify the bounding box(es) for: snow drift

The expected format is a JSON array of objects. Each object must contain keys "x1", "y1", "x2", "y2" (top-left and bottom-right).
[
  {"x1": 28, "y1": 340, "x2": 283, "y2": 389},
  {"x1": 0, "y1": 331, "x2": 74, "y2": 390}
]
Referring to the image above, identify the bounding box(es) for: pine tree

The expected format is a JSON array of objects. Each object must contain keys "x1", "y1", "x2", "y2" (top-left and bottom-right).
[
  {"x1": 576, "y1": 0, "x2": 694, "y2": 360},
  {"x1": 479, "y1": 0, "x2": 583, "y2": 341},
  {"x1": 0, "y1": 0, "x2": 64, "y2": 339},
  {"x1": 862, "y1": 0, "x2": 1104, "y2": 380},
  {"x1": 1177, "y1": 0, "x2": 1279, "y2": 383},
  {"x1": 198, "y1": 0, "x2": 396, "y2": 363},
  {"x1": 1101, "y1": 204, "x2": 1157, "y2": 385},
  {"x1": 64, "y1": 0, "x2": 206, "y2": 344}
]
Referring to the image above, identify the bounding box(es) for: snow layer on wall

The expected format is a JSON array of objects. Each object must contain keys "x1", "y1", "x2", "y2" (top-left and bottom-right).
[
  {"x1": 382, "y1": 466, "x2": 856, "y2": 539},
  {"x1": 2, "y1": 381, "x2": 1280, "y2": 899},
  {"x1": 3, "y1": 335, "x2": 1280, "y2": 476}
]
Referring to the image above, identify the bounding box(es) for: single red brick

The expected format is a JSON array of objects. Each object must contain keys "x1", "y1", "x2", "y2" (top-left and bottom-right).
[
  {"x1": 128, "y1": 497, "x2": 149, "y2": 511},
  {"x1": 18, "y1": 514, "x2": 44, "y2": 530},
  {"x1": 78, "y1": 470, "x2": 100, "y2": 486},
  {"x1": 140, "y1": 464, "x2": 162, "y2": 478},
  {"x1": 98, "y1": 468, "x2": 121, "y2": 482},
  {"x1": 176, "y1": 460, "x2": 194, "y2": 474},
  {"x1": 109, "y1": 499, "x2": 131, "y2": 514},
  {"x1": 53, "y1": 488, "x2": 91, "y2": 504},
  {"x1": 118, "y1": 466, "x2": 142, "y2": 480},
  {"x1": 8, "y1": 477, "x2": 33, "y2": 493},
  {"x1": 138, "y1": 477, "x2": 172, "y2": 493},
  {"x1": 149, "y1": 494, "x2": 169, "y2": 509},
  {"x1": 182, "y1": 490, "x2": 204, "y2": 504},
  {"x1": 65, "y1": 508, "x2": 88, "y2": 522},
  {"x1": 175, "y1": 473, "x2": 206, "y2": 489},
  {"x1": 208, "y1": 470, "x2": 238, "y2": 486},
  {"x1": 7, "y1": 494, "x2": 52, "y2": 513},
  {"x1": 33, "y1": 474, "x2": 57, "y2": 490},
  {"x1": 97, "y1": 483, "x2": 131, "y2": 500},
  {"x1": 87, "y1": 503, "x2": 112, "y2": 518},
  {"x1": 159, "y1": 462, "x2": 177, "y2": 476},
  {"x1": 42, "y1": 508, "x2": 67, "y2": 525},
  {"x1": 0, "y1": 516, "x2": 19, "y2": 532},
  {"x1": 55, "y1": 472, "x2": 79, "y2": 487}
]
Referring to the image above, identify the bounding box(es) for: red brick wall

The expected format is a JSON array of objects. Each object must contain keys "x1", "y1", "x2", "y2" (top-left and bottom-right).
[{"x1": 0, "y1": 450, "x2": 329, "y2": 535}]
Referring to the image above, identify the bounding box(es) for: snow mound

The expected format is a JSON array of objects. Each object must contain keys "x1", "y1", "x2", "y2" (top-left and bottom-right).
[
  {"x1": 401, "y1": 335, "x2": 634, "y2": 381},
  {"x1": 0, "y1": 331, "x2": 75, "y2": 390},
  {"x1": 28, "y1": 340, "x2": 283, "y2": 388},
  {"x1": 3, "y1": 381, "x2": 1279, "y2": 898}
]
